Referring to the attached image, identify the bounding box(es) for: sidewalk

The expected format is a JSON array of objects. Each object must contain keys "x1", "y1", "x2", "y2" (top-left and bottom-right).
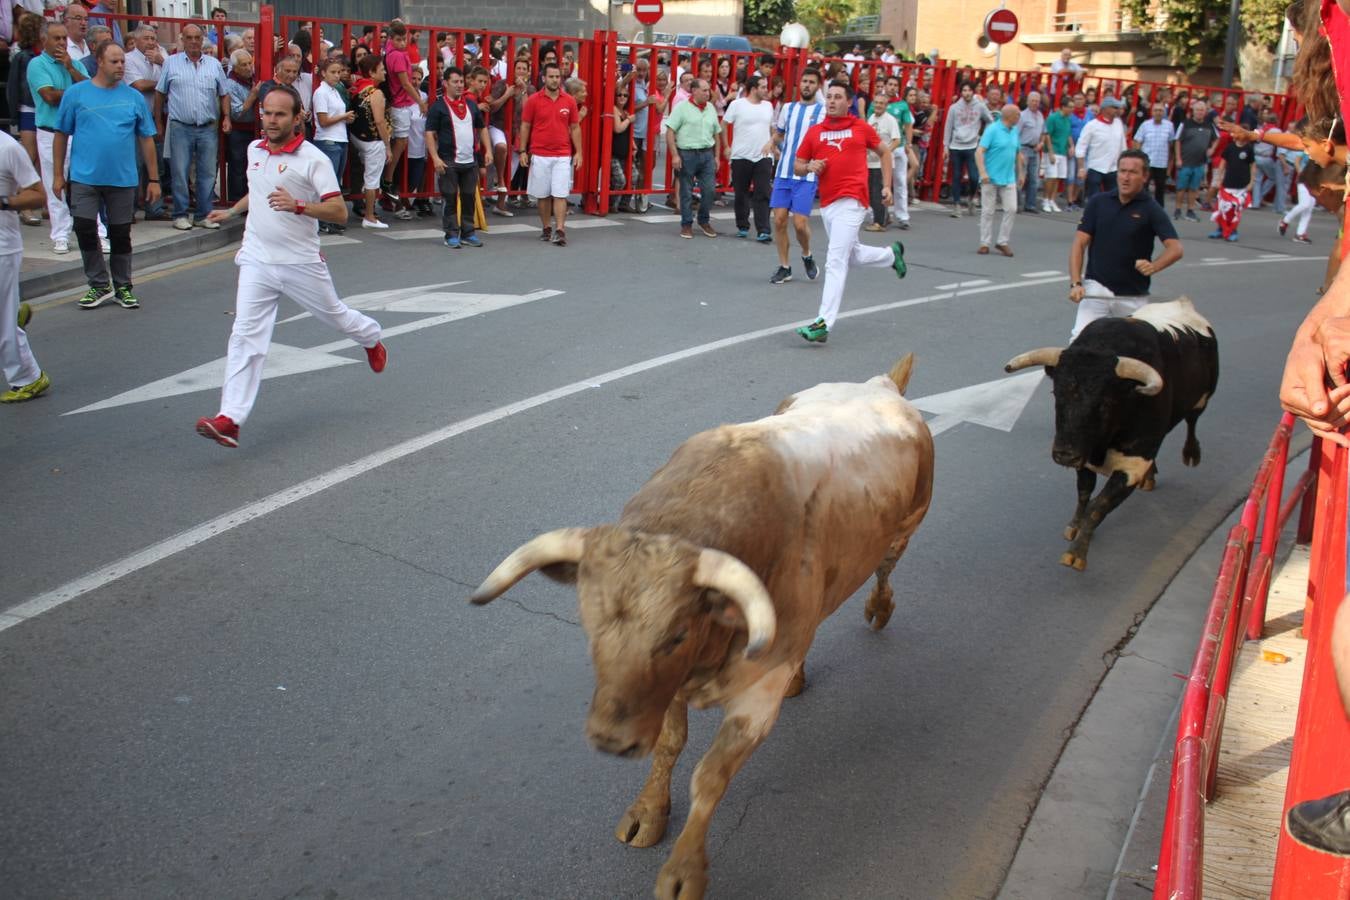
[
  {"x1": 997, "y1": 442, "x2": 1312, "y2": 899},
  {"x1": 18, "y1": 213, "x2": 244, "y2": 300}
]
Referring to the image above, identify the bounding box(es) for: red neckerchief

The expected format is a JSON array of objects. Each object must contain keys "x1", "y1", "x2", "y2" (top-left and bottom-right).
[
  {"x1": 445, "y1": 95, "x2": 468, "y2": 118},
  {"x1": 692, "y1": 98, "x2": 708, "y2": 111},
  {"x1": 353, "y1": 77, "x2": 375, "y2": 93},
  {"x1": 821, "y1": 115, "x2": 856, "y2": 129}
]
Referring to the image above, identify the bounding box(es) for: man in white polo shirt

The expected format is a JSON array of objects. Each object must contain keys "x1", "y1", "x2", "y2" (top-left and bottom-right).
[{"x1": 195, "y1": 86, "x2": 386, "y2": 449}]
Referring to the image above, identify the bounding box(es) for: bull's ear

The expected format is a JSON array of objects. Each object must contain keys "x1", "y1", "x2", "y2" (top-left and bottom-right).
[
  {"x1": 702, "y1": 590, "x2": 747, "y2": 631},
  {"x1": 540, "y1": 562, "x2": 579, "y2": 584}
]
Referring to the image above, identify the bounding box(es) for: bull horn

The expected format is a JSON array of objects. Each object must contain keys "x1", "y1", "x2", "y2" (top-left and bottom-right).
[
  {"x1": 693, "y1": 549, "x2": 777, "y2": 658},
  {"x1": 1115, "y1": 356, "x2": 1164, "y2": 396},
  {"x1": 469, "y1": 528, "x2": 587, "y2": 605},
  {"x1": 1004, "y1": 347, "x2": 1063, "y2": 373}
]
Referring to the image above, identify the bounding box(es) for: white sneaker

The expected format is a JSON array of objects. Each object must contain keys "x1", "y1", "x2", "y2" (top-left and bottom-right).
[
  {"x1": 1051, "y1": 200, "x2": 1063, "y2": 212},
  {"x1": 173, "y1": 217, "x2": 192, "y2": 230},
  {"x1": 196, "y1": 218, "x2": 220, "y2": 230},
  {"x1": 361, "y1": 218, "x2": 389, "y2": 230},
  {"x1": 52, "y1": 239, "x2": 69, "y2": 254}
]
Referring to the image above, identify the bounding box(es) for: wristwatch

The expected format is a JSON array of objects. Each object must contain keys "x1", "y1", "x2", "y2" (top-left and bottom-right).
[
  {"x1": 294, "y1": 200, "x2": 306, "y2": 216},
  {"x1": 1, "y1": 197, "x2": 10, "y2": 212}
]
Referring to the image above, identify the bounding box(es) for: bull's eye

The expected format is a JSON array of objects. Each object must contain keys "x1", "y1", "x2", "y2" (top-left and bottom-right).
[{"x1": 656, "y1": 628, "x2": 689, "y2": 656}]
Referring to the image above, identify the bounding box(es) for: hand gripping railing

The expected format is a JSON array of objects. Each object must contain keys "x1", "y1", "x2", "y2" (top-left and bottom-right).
[{"x1": 1154, "y1": 412, "x2": 1318, "y2": 899}]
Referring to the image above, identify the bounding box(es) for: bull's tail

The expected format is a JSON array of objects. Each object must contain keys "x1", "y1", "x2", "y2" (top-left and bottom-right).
[{"x1": 887, "y1": 353, "x2": 915, "y2": 395}]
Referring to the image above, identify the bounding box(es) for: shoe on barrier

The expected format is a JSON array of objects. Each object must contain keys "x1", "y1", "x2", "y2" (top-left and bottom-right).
[{"x1": 1286, "y1": 790, "x2": 1350, "y2": 857}]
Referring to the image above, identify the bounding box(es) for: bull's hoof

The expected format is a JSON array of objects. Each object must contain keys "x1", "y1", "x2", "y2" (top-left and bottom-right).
[
  {"x1": 616, "y1": 799, "x2": 670, "y2": 848},
  {"x1": 1059, "y1": 551, "x2": 1087, "y2": 571},
  {"x1": 1063, "y1": 524, "x2": 1079, "y2": 541},
  {"x1": 655, "y1": 854, "x2": 709, "y2": 900},
  {"x1": 864, "y1": 590, "x2": 894, "y2": 631},
  {"x1": 1183, "y1": 441, "x2": 1201, "y2": 467},
  {"x1": 784, "y1": 664, "x2": 805, "y2": 698}
]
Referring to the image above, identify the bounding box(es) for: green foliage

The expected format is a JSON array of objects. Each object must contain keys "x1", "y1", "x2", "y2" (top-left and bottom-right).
[
  {"x1": 1121, "y1": 0, "x2": 1228, "y2": 72},
  {"x1": 1240, "y1": 0, "x2": 1287, "y2": 49},
  {"x1": 795, "y1": 0, "x2": 858, "y2": 37},
  {"x1": 742, "y1": 0, "x2": 795, "y2": 35}
]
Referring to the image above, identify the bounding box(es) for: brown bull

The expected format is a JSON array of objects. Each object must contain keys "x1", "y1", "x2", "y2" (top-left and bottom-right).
[{"x1": 470, "y1": 355, "x2": 935, "y2": 900}]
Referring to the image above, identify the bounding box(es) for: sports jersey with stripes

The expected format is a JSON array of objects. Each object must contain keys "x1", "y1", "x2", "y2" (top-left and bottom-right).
[{"x1": 774, "y1": 100, "x2": 826, "y2": 182}]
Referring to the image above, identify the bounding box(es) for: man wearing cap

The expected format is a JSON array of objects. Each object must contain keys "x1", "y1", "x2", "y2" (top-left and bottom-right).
[{"x1": 1074, "y1": 96, "x2": 1127, "y2": 201}]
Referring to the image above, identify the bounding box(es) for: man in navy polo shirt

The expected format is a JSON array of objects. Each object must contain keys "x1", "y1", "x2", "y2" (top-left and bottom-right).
[{"x1": 1066, "y1": 148, "x2": 1184, "y2": 339}]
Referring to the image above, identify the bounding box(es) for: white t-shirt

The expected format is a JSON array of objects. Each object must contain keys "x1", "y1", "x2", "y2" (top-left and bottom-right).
[
  {"x1": 449, "y1": 103, "x2": 475, "y2": 164},
  {"x1": 0, "y1": 131, "x2": 38, "y2": 256},
  {"x1": 123, "y1": 47, "x2": 163, "y2": 100},
  {"x1": 842, "y1": 52, "x2": 864, "y2": 74},
  {"x1": 867, "y1": 112, "x2": 899, "y2": 169},
  {"x1": 407, "y1": 91, "x2": 427, "y2": 159},
  {"x1": 1075, "y1": 117, "x2": 1127, "y2": 173},
  {"x1": 295, "y1": 71, "x2": 313, "y2": 111},
  {"x1": 723, "y1": 96, "x2": 774, "y2": 162},
  {"x1": 238, "y1": 135, "x2": 341, "y2": 266},
  {"x1": 311, "y1": 82, "x2": 348, "y2": 142},
  {"x1": 66, "y1": 38, "x2": 90, "y2": 62}
]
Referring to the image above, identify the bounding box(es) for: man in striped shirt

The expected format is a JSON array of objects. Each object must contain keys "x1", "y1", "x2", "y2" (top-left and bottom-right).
[
  {"x1": 154, "y1": 22, "x2": 231, "y2": 230},
  {"x1": 769, "y1": 66, "x2": 825, "y2": 285}
]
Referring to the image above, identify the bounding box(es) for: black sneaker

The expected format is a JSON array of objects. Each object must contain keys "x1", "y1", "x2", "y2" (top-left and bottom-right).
[
  {"x1": 1172, "y1": 208, "x2": 1182, "y2": 220},
  {"x1": 802, "y1": 255, "x2": 819, "y2": 280},
  {"x1": 1287, "y1": 790, "x2": 1350, "y2": 856},
  {"x1": 770, "y1": 266, "x2": 792, "y2": 285},
  {"x1": 539, "y1": 226, "x2": 552, "y2": 241},
  {"x1": 1185, "y1": 210, "x2": 1200, "y2": 222}
]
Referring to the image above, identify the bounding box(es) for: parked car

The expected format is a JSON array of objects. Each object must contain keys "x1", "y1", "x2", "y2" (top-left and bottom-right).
[
  {"x1": 695, "y1": 34, "x2": 754, "y2": 52},
  {"x1": 674, "y1": 34, "x2": 698, "y2": 47}
]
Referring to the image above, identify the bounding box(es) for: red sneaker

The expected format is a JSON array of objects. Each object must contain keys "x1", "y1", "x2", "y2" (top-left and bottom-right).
[
  {"x1": 366, "y1": 341, "x2": 387, "y2": 373},
  {"x1": 195, "y1": 414, "x2": 239, "y2": 448}
]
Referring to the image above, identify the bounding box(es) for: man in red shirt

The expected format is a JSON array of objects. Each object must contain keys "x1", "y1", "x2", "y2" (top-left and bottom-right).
[
  {"x1": 518, "y1": 62, "x2": 582, "y2": 246},
  {"x1": 793, "y1": 81, "x2": 907, "y2": 344}
]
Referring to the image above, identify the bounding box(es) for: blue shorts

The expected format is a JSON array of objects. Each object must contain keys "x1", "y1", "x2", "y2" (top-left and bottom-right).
[
  {"x1": 18, "y1": 109, "x2": 34, "y2": 133},
  {"x1": 1176, "y1": 165, "x2": 1206, "y2": 191},
  {"x1": 771, "y1": 176, "x2": 817, "y2": 216}
]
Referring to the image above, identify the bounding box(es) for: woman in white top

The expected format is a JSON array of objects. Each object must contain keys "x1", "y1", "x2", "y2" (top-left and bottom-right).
[{"x1": 311, "y1": 58, "x2": 354, "y2": 234}]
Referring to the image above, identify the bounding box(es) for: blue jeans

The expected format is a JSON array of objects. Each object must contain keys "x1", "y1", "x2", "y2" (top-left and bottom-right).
[
  {"x1": 314, "y1": 139, "x2": 348, "y2": 187},
  {"x1": 677, "y1": 147, "x2": 716, "y2": 226},
  {"x1": 1084, "y1": 168, "x2": 1116, "y2": 201},
  {"x1": 1253, "y1": 157, "x2": 1287, "y2": 212},
  {"x1": 949, "y1": 147, "x2": 977, "y2": 205},
  {"x1": 169, "y1": 122, "x2": 219, "y2": 221},
  {"x1": 1020, "y1": 147, "x2": 1040, "y2": 210}
]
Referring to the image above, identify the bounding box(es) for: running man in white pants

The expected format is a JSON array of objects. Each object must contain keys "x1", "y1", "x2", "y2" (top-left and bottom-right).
[
  {"x1": 1067, "y1": 149, "x2": 1183, "y2": 340},
  {"x1": 794, "y1": 81, "x2": 907, "y2": 344},
  {"x1": 195, "y1": 87, "x2": 386, "y2": 449},
  {"x1": 0, "y1": 131, "x2": 51, "y2": 403}
]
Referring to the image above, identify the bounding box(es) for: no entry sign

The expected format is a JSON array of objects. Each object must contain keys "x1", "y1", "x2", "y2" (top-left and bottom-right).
[
  {"x1": 984, "y1": 8, "x2": 1019, "y2": 44},
  {"x1": 634, "y1": 0, "x2": 663, "y2": 26}
]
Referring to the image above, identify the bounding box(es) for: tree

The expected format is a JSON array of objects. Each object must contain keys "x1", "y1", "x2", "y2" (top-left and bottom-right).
[
  {"x1": 742, "y1": 0, "x2": 795, "y2": 35},
  {"x1": 1120, "y1": 0, "x2": 1228, "y2": 72},
  {"x1": 1240, "y1": 0, "x2": 1288, "y2": 49},
  {"x1": 795, "y1": 0, "x2": 857, "y2": 38}
]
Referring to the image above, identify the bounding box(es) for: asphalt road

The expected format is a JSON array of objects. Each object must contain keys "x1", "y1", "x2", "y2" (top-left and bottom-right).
[{"x1": 0, "y1": 196, "x2": 1333, "y2": 899}]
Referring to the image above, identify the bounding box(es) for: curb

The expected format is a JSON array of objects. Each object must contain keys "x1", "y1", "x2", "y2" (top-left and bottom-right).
[{"x1": 19, "y1": 218, "x2": 245, "y2": 300}]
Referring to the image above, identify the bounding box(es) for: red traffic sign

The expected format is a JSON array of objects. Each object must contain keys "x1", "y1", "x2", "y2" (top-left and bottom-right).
[
  {"x1": 984, "y1": 8, "x2": 1019, "y2": 44},
  {"x1": 634, "y1": 0, "x2": 664, "y2": 26}
]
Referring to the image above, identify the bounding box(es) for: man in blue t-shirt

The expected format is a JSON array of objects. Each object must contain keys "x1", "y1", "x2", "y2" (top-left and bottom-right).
[
  {"x1": 768, "y1": 66, "x2": 825, "y2": 285},
  {"x1": 1066, "y1": 149, "x2": 1184, "y2": 339},
  {"x1": 53, "y1": 42, "x2": 159, "y2": 310}
]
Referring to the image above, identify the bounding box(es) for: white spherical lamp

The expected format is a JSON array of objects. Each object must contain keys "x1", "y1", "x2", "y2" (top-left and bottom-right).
[{"x1": 780, "y1": 22, "x2": 810, "y2": 50}]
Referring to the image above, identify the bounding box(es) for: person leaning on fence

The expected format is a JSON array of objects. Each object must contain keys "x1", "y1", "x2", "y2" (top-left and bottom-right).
[
  {"x1": 154, "y1": 23, "x2": 230, "y2": 232},
  {"x1": 426, "y1": 66, "x2": 490, "y2": 250},
  {"x1": 223, "y1": 49, "x2": 259, "y2": 204},
  {"x1": 663, "y1": 77, "x2": 724, "y2": 241},
  {"x1": 53, "y1": 39, "x2": 158, "y2": 311},
  {"x1": 609, "y1": 82, "x2": 634, "y2": 214},
  {"x1": 348, "y1": 53, "x2": 392, "y2": 230}
]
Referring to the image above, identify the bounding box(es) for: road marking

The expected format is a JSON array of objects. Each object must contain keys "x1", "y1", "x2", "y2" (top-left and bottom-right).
[
  {"x1": 1021, "y1": 270, "x2": 1061, "y2": 277},
  {"x1": 917, "y1": 370, "x2": 1043, "y2": 436},
  {"x1": 319, "y1": 235, "x2": 362, "y2": 247},
  {"x1": 4, "y1": 273, "x2": 1070, "y2": 632},
  {"x1": 960, "y1": 279, "x2": 992, "y2": 287},
  {"x1": 64, "y1": 284, "x2": 564, "y2": 415},
  {"x1": 382, "y1": 228, "x2": 444, "y2": 241},
  {"x1": 1259, "y1": 252, "x2": 1291, "y2": 259},
  {"x1": 1201, "y1": 256, "x2": 1230, "y2": 262}
]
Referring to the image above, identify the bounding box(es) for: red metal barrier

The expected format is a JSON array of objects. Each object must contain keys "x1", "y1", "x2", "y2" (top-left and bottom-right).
[
  {"x1": 1154, "y1": 413, "x2": 1318, "y2": 899},
  {"x1": 1270, "y1": 439, "x2": 1350, "y2": 897}
]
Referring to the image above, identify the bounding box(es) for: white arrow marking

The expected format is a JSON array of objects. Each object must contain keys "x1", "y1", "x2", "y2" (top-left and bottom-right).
[
  {"x1": 912, "y1": 370, "x2": 1044, "y2": 437},
  {"x1": 64, "y1": 283, "x2": 565, "y2": 415}
]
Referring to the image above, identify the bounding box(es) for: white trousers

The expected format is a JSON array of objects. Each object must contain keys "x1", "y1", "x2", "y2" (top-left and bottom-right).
[
  {"x1": 1070, "y1": 279, "x2": 1147, "y2": 341},
  {"x1": 36, "y1": 129, "x2": 71, "y2": 244},
  {"x1": 1282, "y1": 183, "x2": 1316, "y2": 237},
  {"x1": 815, "y1": 198, "x2": 894, "y2": 329},
  {"x1": 890, "y1": 148, "x2": 909, "y2": 222},
  {"x1": 979, "y1": 181, "x2": 1016, "y2": 248},
  {"x1": 219, "y1": 261, "x2": 382, "y2": 424},
  {"x1": 0, "y1": 250, "x2": 40, "y2": 386}
]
